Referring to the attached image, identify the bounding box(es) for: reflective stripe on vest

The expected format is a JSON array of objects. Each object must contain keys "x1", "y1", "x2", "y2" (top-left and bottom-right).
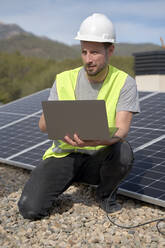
[
  {"x1": 43, "y1": 65, "x2": 128, "y2": 159},
  {"x1": 52, "y1": 140, "x2": 96, "y2": 155}
]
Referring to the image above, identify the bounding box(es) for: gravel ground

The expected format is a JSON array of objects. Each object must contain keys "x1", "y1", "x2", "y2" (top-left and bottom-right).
[{"x1": 0, "y1": 163, "x2": 165, "y2": 248}]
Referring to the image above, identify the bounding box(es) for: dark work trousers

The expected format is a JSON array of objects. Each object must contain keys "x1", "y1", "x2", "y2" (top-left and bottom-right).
[{"x1": 18, "y1": 140, "x2": 134, "y2": 220}]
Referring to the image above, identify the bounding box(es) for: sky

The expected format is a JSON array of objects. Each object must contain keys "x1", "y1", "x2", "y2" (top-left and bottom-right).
[{"x1": 0, "y1": 0, "x2": 165, "y2": 46}]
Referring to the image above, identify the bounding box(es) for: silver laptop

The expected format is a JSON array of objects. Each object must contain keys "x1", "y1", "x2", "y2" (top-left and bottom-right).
[{"x1": 42, "y1": 100, "x2": 117, "y2": 140}]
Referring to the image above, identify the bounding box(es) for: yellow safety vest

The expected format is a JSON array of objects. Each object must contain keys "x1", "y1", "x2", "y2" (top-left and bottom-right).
[{"x1": 43, "y1": 65, "x2": 127, "y2": 159}]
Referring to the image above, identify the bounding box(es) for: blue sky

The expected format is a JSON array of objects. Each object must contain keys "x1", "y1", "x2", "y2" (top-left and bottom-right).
[{"x1": 0, "y1": 0, "x2": 165, "y2": 46}]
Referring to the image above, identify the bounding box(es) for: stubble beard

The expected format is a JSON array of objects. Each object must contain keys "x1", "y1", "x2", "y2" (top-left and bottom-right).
[{"x1": 85, "y1": 62, "x2": 107, "y2": 77}]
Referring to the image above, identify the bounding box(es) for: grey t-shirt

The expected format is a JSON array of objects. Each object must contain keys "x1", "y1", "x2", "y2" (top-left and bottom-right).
[{"x1": 48, "y1": 67, "x2": 140, "y2": 113}]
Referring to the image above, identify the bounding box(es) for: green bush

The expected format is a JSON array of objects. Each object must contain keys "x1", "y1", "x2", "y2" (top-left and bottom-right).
[{"x1": 0, "y1": 52, "x2": 134, "y2": 103}]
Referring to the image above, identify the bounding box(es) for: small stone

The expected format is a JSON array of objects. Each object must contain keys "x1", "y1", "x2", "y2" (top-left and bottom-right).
[{"x1": 128, "y1": 230, "x2": 135, "y2": 235}]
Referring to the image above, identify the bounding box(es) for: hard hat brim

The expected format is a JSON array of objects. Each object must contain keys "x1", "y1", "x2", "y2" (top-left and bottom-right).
[{"x1": 74, "y1": 35, "x2": 115, "y2": 43}]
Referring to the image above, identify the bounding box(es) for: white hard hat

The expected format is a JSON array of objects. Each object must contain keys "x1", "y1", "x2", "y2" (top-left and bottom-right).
[{"x1": 75, "y1": 13, "x2": 116, "y2": 43}]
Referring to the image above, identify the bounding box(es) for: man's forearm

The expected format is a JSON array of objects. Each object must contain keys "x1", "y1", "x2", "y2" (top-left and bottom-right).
[{"x1": 98, "y1": 127, "x2": 129, "y2": 146}]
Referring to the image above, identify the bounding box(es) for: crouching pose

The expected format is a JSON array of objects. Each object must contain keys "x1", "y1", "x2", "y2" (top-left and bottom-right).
[{"x1": 18, "y1": 13, "x2": 140, "y2": 220}]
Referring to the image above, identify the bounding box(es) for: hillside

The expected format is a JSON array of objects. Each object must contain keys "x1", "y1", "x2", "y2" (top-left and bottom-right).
[
  {"x1": 0, "y1": 34, "x2": 80, "y2": 61},
  {"x1": 0, "y1": 22, "x2": 29, "y2": 39},
  {"x1": 72, "y1": 43, "x2": 163, "y2": 56},
  {"x1": 0, "y1": 22, "x2": 79, "y2": 60},
  {"x1": 0, "y1": 22, "x2": 163, "y2": 60}
]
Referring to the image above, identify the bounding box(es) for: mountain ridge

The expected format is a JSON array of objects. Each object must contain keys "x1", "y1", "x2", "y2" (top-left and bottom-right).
[
  {"x1": 0, "y1": 22, "x2": 31, "y2": 39},
  {"x1": 0, "y1": 22, "x2": 163, "y2": 60}
]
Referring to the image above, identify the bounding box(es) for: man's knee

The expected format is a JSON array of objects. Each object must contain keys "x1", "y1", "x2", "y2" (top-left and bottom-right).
[
  {"x1": 102, "y1": 140, "x2": 134, "y2": 165},
  {"x1": 119, "y1": 140, "x2": 134, "y2": 167},
  {"x1": 18, "y1": 194, "x2": 44, "y2": 220},
  {"x1": 107, "y1": 140, "x2": 134, "y2": 175}
]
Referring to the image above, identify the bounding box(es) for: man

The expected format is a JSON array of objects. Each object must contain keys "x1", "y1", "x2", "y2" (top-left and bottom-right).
[{"x1": 18, "y1": 13, "x2": 140, "y2": 220}]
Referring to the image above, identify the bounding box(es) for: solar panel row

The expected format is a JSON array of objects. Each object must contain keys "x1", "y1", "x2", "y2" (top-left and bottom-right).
[
  {"x1": 0, "y1": 89, "x2": 165, "y2": 207},
  {"x1": 120, "y1": 136, "x2": 165, "y2": 206}
]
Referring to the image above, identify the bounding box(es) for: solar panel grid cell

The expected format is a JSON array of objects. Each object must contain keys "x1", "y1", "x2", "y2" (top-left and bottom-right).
[
  {"x1": 138, "y1": 91, "x2": 153, "y2": 98},
  {"x1": 11, "y1": 140, "x2": 52, "y2": 167},
  {"x1": 0, "y1": 89, "x2": 50, "y2": 115},
  {"x1": 127, "y1": 128, "x2": 164, "y2": 150},
  {"x1": 0, "y1": 113, "x2": 25, "y2": 127},
  {"x1": 132, "y1": 92, "x2": 165, "y2": 130}
]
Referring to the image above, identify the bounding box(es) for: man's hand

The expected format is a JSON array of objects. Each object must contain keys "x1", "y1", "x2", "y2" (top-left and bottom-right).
[
  {"x1": 64, "y1": 133, "x2": 117, "y2": 147},
  {"x1": 64, "y1": 133, "x2": 101, "y2": 147}
]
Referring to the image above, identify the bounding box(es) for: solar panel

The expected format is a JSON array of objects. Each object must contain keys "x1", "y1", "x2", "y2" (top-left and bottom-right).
[
  {"x1": 0, "y1": 89, "x2": 165, "y2": 208},
  {"x1": 0, "y1": 89, "x2": 49, "y2": 115},
  {"x1": 0, "y1": 89, "x2": 50, "y2": 168},
  {"x1": 119, "y1": 137, "x2": 165, "y2": 207}
]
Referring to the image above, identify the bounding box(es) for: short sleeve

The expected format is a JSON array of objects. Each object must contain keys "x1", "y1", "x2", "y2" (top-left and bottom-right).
[
  {"x1": 48, "y1": 80, "x2": 58, "y2": 100},
  {"x1": 116, "y1": 75, "x2": 140, "y2": 113}
]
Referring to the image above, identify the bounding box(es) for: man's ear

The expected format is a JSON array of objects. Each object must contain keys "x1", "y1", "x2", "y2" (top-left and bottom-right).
[{"x1": 108, "y1": 44, "x2": 115, "y2": 56}]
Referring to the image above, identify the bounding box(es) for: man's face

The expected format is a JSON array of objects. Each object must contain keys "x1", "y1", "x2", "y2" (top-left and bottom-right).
[{"x1": 81, "y1": 41, "x2": 114, "y2": 76}]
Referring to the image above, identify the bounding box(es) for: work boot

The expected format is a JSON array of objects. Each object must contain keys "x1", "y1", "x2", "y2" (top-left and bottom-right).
[{"x1": 98, "y1": 190, "x2": 122, "y2": 214}]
